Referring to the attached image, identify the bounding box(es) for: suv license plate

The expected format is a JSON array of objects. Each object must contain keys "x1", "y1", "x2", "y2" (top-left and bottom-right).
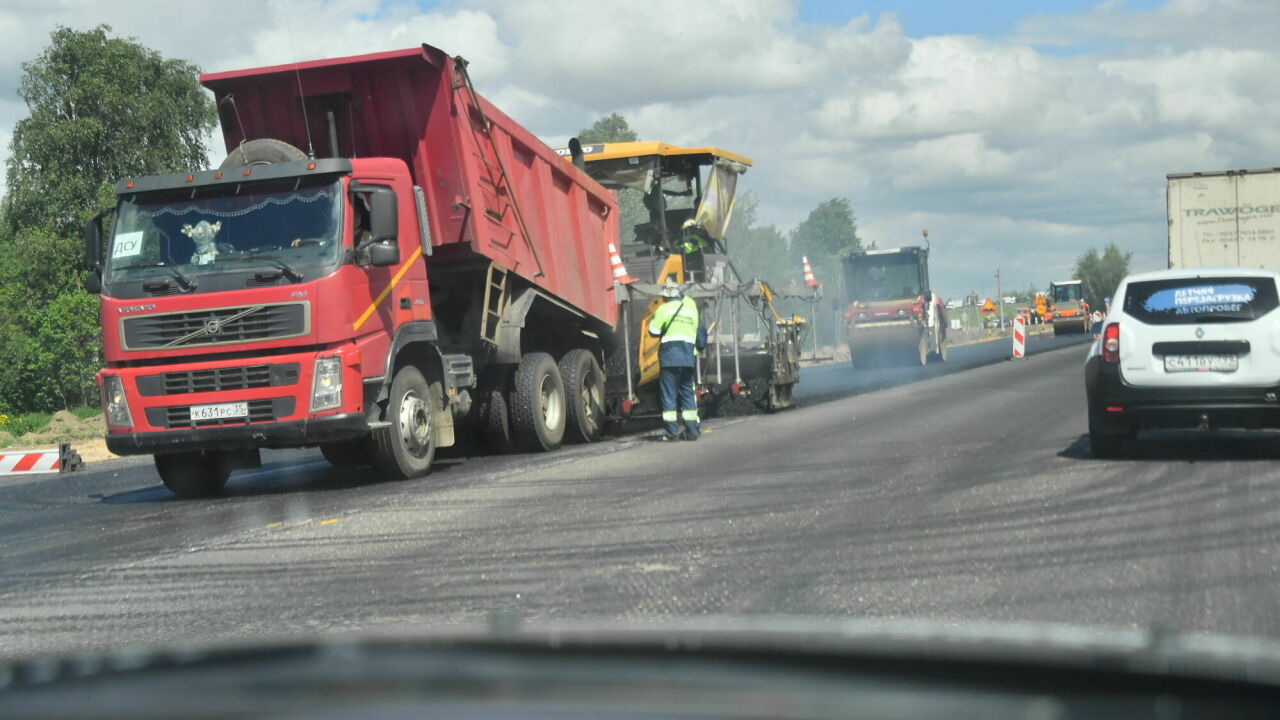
[
  {"x1": 1165, "y1": 354, "x2": 1238, "y2": 373},
  {"x1": 189, "y1": 401, "x2": 249, "y2": 421}
]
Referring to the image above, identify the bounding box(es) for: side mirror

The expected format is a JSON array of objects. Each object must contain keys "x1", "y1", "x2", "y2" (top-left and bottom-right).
[
  {"x1": 369, "y1": 241, "x2": 400, "y2": 267},
  {"x1": 84, "y1": 270, "x2": 102, "y2": 294},
  {"x1": 83, "y1": 214, "x2": 103, "y2": 271},
  {"x1": 369, "y1": 188, "x2": 398, "y2": 243}
]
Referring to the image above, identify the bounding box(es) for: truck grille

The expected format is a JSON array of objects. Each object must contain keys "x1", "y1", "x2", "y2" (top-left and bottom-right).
[
  {"x1": 135, "y1": 363, "x2": 301, "y2": 397},
  {"x1": 121, "y1": 302, "x2": 309, "y2": 350},
  {"x1": 145, "y1": 398, "x2": 296, "y2": 429}
]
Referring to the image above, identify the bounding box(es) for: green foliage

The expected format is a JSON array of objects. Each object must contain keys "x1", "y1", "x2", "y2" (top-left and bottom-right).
[
  {"x1": 1072, "y1": 242, "x2": 1132, "y2": 309},
  {"x1": 70, "y1": 406, "x2": 101, "y2": 420},
  {"x1": 2, "y1": 24, "x2": 216, "y2": 237},
  {"x1": 789, "y1": 198, "x2": 863, "y2": 263},
  {"x1": 5, "y1": 412, "x2": 53, "y2": 438},
  {"x1": 576, "y1": 113, "x2": 639, "y2": 144},
  {"x1": 0, "y1": 25, "x2": 214, "y2": 413}
]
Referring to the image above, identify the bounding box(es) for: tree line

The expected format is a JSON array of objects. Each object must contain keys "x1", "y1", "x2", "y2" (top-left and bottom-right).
[{"x1": 0, "y1": 25, "x2": 215, "y2": 413}]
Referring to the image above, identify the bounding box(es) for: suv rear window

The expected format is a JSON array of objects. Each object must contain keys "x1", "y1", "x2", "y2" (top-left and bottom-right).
[{"x1": 1124, "y1": 276, "x2": 1279, "y2": 324}]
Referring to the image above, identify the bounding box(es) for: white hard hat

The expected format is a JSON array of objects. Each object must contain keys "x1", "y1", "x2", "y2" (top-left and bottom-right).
[{"x1": 661, "y1": 278, "x2": 681, "y2": 297}]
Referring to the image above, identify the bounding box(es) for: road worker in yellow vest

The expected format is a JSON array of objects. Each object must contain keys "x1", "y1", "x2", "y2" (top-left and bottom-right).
[{"x1": 648, "y1": 279, "x2": 707, "y2": 441}]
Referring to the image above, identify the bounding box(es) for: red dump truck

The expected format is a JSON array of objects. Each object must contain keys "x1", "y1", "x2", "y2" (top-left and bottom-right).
[{"x1": 82, "y1": 45, "x2": 622, "y2": 496}]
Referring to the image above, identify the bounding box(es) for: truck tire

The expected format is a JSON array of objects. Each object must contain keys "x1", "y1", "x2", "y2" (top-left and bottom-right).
[
  {"x1": 220, "y1": 138, "x2": 308, "y2": 168},
  {"x1": 916, "y1": 332, "x2": 929, "y2": 366},
  {"x1": 510, "y1": 352, "x2": 566, "y2": 452},
  {"x1": 474, "y1": 366, "x2": 515, "y2": 454},
  {"x1": 320, "y1": 440, "x2": 371, "y2": 468},
  {"x1": 155, "y1": 450, "x2": 231, "y2": 498},
  {"x1": 367, "y1": 364, "x2": 439, "y2": 480},
  {"x1": 559, "y1": 348, "x2": 604, "y2": 444}
]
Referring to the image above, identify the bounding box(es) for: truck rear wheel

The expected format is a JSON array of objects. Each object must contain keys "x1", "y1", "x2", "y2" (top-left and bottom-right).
[
  {"x1": 154, "y1": 450, "x2": 231, "y2": 498},
  {"x1": 511, "y1": 352, "x2": 566, "y2": 452},
  {"x1": 368, "y1": 364, "x2": 439, "y2": 480},
  {"x1": 219, "y1": 138, "x2": 307, "y2": 167},
  {"x1": 916, "y1": 332, "x2": 929, "y2": 366},
  {"x1": 559, "y1": 349, "x2": 604, "y2": 444}
]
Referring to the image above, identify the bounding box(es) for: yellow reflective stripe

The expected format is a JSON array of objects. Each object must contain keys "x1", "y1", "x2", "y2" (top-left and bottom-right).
[
  {"x1": 353, "y1": 246, "x2": 424, "y2": 331},
  {"x1": 679, "y1": 410, "x2": 699, "y2": 421},
  {"x1": 661, "y1": 411, "x2": 678, "y2": 422}
]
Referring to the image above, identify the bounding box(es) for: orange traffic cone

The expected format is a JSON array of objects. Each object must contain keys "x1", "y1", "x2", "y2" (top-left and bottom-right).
[
  {"x1": 802, "y1": 255, "x2": 820, "y2": 287},
  {"x1": 608, "y1": 243, "x2": 637, "y2": 285}
]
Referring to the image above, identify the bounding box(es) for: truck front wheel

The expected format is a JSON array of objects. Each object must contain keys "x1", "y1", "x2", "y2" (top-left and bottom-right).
[
  {"x1": 368, "y1": 365, "x2": 439, "y2": 480},
  {"x1": 511, "y1": 352, "x2": 566, "y2": 452},
  {"x1": 155, "y1": 450, "x2": 231, "y2": 498}
]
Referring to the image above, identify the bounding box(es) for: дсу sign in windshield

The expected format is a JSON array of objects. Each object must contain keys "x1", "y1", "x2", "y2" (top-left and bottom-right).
[{"x1": 106, "y1": 177, "x2": 344, "y2": 287}]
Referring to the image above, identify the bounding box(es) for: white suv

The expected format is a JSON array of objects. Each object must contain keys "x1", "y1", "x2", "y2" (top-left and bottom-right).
[{"x1": 1084, "y1": 267, "x2": 1280, "y2": 457}]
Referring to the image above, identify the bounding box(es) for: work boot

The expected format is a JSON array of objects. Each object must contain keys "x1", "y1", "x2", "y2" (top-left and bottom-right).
[{"x1": 661, "y1": 434, "x2": 681, "y2": 442}]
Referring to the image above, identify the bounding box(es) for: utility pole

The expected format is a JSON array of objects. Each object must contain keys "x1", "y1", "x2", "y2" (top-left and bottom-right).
[{"x1": 995, "y1": 268, "x2": 1004, "y2": 329}]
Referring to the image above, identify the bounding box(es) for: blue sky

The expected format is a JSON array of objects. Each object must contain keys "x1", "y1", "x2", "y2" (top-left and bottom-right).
[{"x1": 798, "y1": 0, "x2": 1163, "y2": 37}]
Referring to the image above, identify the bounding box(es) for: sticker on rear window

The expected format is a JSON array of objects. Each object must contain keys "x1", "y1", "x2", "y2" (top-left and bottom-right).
[{"x1": 1142, "y1": 283, "x2": 1255, "y2": 316}]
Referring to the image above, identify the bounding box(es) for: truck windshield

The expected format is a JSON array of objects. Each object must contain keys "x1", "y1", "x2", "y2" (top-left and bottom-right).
[
  {"x1": 846, "y1": 253, "x2": 922, "y2": 302},
  {"x1": 1053, "y1": 284, "x2": 1083, "y2": 302},
  {"x1": 105, "y1": 177, "x2": 343, "y2": 287}
]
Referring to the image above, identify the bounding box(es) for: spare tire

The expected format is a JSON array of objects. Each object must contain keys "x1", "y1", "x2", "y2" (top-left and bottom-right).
[{"x1": 220, "y1": 138, "x2": 308, "y2": 168}]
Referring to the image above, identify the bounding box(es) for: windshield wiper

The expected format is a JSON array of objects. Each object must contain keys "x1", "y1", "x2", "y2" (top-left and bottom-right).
[
  {"x1": 126, "y1": 262, "x2": 197, "y2": 293},
  {"x1": 230, "y1": 254, "x2": 305, "y2": 283}
]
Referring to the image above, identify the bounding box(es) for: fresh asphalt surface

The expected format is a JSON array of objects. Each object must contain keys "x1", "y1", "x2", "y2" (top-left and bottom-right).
[{"x1": 5, "y1": 329, "x2": 1280, "y2": 659}]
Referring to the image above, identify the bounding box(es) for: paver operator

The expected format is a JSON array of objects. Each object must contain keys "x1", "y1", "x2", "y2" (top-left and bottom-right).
[{"x1": 648, "y1": 279, "x2": 708, "y2": 441}]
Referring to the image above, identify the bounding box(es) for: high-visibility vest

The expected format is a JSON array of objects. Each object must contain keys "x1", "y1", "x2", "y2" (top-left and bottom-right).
[{"x1": 648, "y1": 296, "x2": 699, "y2": 345}]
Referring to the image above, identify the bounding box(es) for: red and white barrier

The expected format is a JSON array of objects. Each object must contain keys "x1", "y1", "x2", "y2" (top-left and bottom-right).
[
  {"x1": 0, "y1": 443, "x2": 83, "y2": 476},
  {"x1": 1091, "y1": 311, "x2": 1103, "y2": 339},
  {"x1": 1012, "y1": 315, "x2": 1026, "y2": 358}
]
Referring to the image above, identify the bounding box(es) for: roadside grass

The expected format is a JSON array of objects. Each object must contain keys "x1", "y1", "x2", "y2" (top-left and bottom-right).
[
  {"x1": 3, "y1": 412, "x2": 53, "y2": 438},
  {"x1": 0, "y1": 406, "x2": 103, "y2": 440}
]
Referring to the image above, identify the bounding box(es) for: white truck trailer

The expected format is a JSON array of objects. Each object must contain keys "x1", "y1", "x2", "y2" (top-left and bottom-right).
[{"x1": 1168, "y1": 168, "x2": 1280, "y2": 270}]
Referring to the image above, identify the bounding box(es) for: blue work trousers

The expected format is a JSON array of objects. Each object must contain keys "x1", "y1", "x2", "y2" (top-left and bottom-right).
[{"x1": 659, "y1": 365, "x2": 699, "y2": 438}]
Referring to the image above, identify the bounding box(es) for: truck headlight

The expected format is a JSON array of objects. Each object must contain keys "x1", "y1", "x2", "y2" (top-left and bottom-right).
[
  {"x1": 311, "y1": 356, "x2": 343, "y2": 412},
  {"x1": 103, "y1": 375, "x2": 133, "y2": 428}
]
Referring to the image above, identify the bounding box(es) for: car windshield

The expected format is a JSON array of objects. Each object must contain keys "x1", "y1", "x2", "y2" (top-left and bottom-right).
[
  {"x1": 846, "y1": 253, "x2": 922, "y2": 302},
  {"x1": 12, "y1": 5, "x2": 1280, "y2": 707},
  {"x1": 106, "y1": 177, "x2": 343, "y2": 284}
]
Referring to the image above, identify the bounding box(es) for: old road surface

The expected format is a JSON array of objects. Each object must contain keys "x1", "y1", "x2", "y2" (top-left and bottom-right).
[{"x1": 5, "y1": 330, "x2": 1280, "y2": 659}]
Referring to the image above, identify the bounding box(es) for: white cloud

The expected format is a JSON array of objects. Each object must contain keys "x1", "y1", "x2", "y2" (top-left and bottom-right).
[{"x1": 1, "y1": 0, "x2": 1278, "y2": 296}]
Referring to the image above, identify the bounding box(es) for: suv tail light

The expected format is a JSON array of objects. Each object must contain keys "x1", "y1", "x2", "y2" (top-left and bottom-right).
[{"x1": 1102, "y1": 322, "x2": 1120, "y2": 363}]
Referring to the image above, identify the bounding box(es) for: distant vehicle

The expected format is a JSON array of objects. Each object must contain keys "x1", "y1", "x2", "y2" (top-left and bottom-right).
[
  {"x1": 946, "y1": 299, "x2": 961, "y2": 310},
  {"x1": 1002, "y1": 296, "x2": 1016, "y2": 304},
  {"x1": 842, "y1": 246, "x2": 947, "y2": 368},
  {"x1": 1084, "y1": 267, "x2": 1280, "y2": 457},
  {"x1": 1168, "y1": 168, "x2": 1280, "y2": 270},
  {"x1": 1048, "y1": 280, "x2": 1089, "y2": 335}
]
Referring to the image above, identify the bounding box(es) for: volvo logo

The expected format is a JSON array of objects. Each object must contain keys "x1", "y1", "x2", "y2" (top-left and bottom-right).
[
  {"x1": 204, "y1": 319, "x2": 222, "y2": 336},
  {"x1": 1195, "y1": 327, "x2": 1205, "y2": 339}
]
